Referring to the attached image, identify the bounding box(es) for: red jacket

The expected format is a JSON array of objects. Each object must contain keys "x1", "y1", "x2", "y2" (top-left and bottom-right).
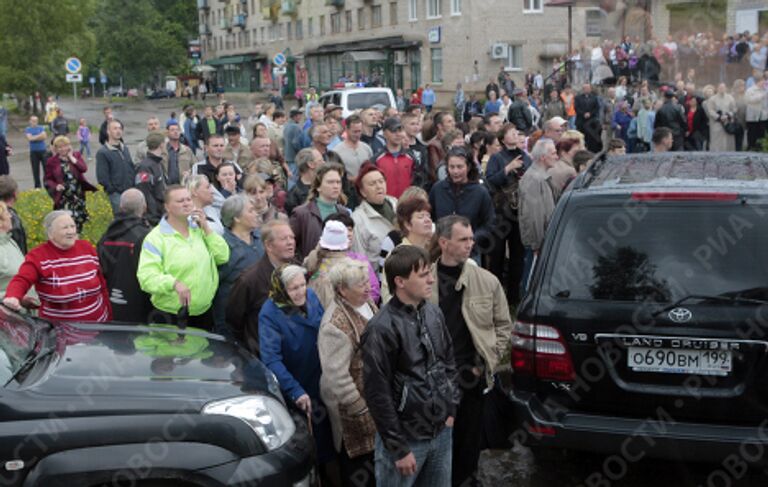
[
  {"x1": 44, "y1": 152, "x2": 97, "y2": 206},
  {"x1": 5, "y1": 240, "x2": 112, "y2": 322},
  {"x1": 375, "y1": 149, "x2": 414, "y2": 199}
]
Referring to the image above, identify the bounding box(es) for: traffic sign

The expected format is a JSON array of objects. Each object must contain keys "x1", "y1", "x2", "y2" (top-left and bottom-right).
[
  {"x1": 100, "y1": 75, "x2": 108, "y2": 84},
  {"x1": 65, "y1": 57, "x2": 82, "y2": 74},
  {"x1": 272, "y1": 52, "x2": 286, "y2": 67},
  {"x1": 273, "y1": 67, "x2": 287, "y2": 76},
  {"x1": 66, "y1": 74, "x2": 83, "y2": 82},
  {"x1": 89, "y1": 77, "x2": 96, "y2": 84}
]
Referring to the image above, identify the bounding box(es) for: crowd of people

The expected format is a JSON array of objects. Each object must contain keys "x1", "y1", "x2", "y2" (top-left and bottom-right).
[{"x1": 0, "y1": 28, "x2": 767, "y2": 487}]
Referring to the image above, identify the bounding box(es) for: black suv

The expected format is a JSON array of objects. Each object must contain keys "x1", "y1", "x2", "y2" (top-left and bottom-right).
[
  {"x1": 0, "y1": 306, "x2": 312, "y2": 486},
  {"x1": 510, "y1": 152, "x2": 768, "y2": 465}
]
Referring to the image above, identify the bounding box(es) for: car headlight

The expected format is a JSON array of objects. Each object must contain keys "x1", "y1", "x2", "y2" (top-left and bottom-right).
[{"x1": 203, "y1": 395, "x2": 296, "y2": 451}]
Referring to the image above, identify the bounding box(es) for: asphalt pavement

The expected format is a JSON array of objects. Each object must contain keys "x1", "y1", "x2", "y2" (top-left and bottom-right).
[{"x1": 4, "y1": 93, "x2": 264, "y2": 191}]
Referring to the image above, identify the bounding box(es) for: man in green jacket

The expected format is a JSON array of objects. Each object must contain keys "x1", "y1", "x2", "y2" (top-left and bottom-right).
[{"x1": 137, "y1": 185, "x2": 230, "y2": 330}]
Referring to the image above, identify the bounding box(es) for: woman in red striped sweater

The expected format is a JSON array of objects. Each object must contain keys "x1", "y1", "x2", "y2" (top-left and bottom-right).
[{"x1": 3, "y1": 210, "x2": 112, "y2": 322}]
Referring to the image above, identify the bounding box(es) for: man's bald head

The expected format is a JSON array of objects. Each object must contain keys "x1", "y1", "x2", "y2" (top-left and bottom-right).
[{"x1": 120, "y1": 188, "x2": 147, "y2": 217}]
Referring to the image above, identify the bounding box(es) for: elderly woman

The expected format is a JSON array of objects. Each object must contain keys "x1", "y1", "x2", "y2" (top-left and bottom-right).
[
  {"x1": 137, "y1": 185, "x2": 230, "y2": 329},
  {"x1": 318, "y1": 258, "x2": 377, "y2": 487},
  {"x1": 44, "y1": 136, "x2": 97, "y2": 232},
  {"x1": 704, "y1": 83, "x2": 737, "y2": 152},
  {"x1": 290, "y1": 163, "x2": 349, "y2": 261},
  {"x1": 304, "y1": 216, "x2": 380, "y2": 308},
  {"x1": 3, "y1": 210, "x2": 111, "y2": 322},
  {"x1": 350, "y1": 163, "x2": 397, "y2": 272},
  {"x1": 0, "y1": 202, "x2": 34, "y2": 304},
  {"x1": 213, "y1": 194, "x2": 264, "y2": 336},
  {"x1": 187, "y1": 174, "x2": 224, "y2": 235},
  {"x1": 258, "y1": 264, "x2": 335, "y2": 481}
]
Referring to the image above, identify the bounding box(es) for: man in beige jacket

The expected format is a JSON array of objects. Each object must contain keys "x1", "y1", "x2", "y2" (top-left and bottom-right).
[{"x1": 430, "y1": 214, "x2": 512, "y2": 487}]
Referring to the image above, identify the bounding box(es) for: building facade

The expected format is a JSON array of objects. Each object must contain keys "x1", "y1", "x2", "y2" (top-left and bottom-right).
[{"x1": 198, "y1": 0, "x2": 756, "y2": 103}]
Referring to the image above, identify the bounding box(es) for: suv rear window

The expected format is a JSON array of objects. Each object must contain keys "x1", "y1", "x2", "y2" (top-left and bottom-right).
[
  {"x1": 347, "y1": 92, "x2": 391, "y2": 110},
  {"x1": 548, "y1": 206, "x2": 768, "y2": 302}
]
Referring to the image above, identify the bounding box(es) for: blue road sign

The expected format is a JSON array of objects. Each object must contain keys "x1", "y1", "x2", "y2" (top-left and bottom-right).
[
  {"x1": 65, "y1": 57, "x2": 82, "y2": 74},
  {"x1": 89, "y1": 77, "x2": 96, "y2": 84},
  {"x1": 273, "y1": 52, "x2": 286, "y2": 67},
  {"x1": 100, "y1": 76, "x2": 108, "y2": 84}
]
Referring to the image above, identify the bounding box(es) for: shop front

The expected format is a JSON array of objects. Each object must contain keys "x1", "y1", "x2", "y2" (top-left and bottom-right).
[{"x1": 206, "y1": 54, "x2": 266, "y2": 93}]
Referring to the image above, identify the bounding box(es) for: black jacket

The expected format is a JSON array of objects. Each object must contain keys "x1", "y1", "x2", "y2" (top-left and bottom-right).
[
  {"x1": 507, "y1": 101, "x2": 533, "y2": 133},
  {"x1": 195, "y1": 116, "x2": 223, "y2": 143},
  {"x1": 429, "y1": 179, "x2": 496, "y2": 250},
  {"x1": 97, "y1": 213, "x2": 152, "y2": 323},
  {"x1": 574, "y1": 93, "x2": 601, "y2": 129},
  {"x1": 135, "y1": 153, "x2": 167, "y2": 225},
  {"x1": 285, "y1": 179, "x2": 310, "y2": 216},
  {"x1": 655, "y1": 100, "x2": 687, "y2": 138},
  {"x1": 96, "y1": 143, "x2": 135, "y2": 195},
  {"x1": 362, "y1": 296, "x2": 459, "y2": 458},
  {"x1": 8, "y1": 206, "x2": 26, "y2": 255},
  {"x1": 406, "y1": 139, "x2": 430, "y2": 191}
]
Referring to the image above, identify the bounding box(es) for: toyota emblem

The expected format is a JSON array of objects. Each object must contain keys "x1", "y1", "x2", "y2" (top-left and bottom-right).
[{"x1": 668, "y1": 307, "x2": 693, "y2": 323}]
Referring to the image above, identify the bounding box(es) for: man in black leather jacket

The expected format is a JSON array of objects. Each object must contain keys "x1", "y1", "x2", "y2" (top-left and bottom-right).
[{"x1": 362, "y1": 245, "x2": 459, "y2": 485}]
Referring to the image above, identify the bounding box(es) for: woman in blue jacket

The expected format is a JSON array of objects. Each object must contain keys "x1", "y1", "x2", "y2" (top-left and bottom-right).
[
  {"x1": 429, "y1": 146, "x2": 495, "y2": 261},
  {"x1": 258, "y1": 264, "x2": 336, "y2": 477}
]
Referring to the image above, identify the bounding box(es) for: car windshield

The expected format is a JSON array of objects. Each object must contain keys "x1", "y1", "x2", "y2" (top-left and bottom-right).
[
  {"x1": 347, "y1": 92, "x2": 391, "y2": 111},
  {"x1": 0, "y1": 313, "x2": 38, "y2": 385},
  {"x1": 548, "y1": 205, "x2": 768, "y2": 303}
]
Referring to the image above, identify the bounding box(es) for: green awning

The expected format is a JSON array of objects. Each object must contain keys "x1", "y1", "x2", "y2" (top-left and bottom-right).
[{"x1": 207, "y1": 56, "x2": 252, "y2": 66}]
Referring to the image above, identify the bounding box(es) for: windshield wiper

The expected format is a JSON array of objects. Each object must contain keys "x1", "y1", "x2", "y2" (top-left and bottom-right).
[
  {"x1": 4, "y1": 345, "x2": 57, "y2": 387},
  {"x1": 651, "y1": 293, "x2": 768, "y2": 318}
]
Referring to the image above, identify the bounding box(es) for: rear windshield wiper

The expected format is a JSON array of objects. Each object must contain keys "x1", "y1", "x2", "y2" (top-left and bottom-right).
[
  {"x1": 4, "y1": 345, "x2": 57, "y2": 387},
  {"x1": 651, "y1": 293, "x2": 768, "y2": 318}
]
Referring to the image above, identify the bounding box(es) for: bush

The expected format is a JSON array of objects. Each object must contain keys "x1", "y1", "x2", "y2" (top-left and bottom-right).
[
  {"x1": 759, "y1": 136, "x2": 768, "y2": 153},
  {"x1": 15, "y1": 189, "x2": 113, "y2": 249}
]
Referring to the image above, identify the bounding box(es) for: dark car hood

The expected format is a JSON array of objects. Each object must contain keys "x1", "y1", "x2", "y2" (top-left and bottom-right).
[{"x1": 1, "y1": 323, "x2": 278, "y2": 420}]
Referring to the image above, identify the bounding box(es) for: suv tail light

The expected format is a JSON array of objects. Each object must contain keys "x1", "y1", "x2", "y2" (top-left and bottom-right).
[{"x1": 512, "y1": 321, "x2": 575, "y2": 381}]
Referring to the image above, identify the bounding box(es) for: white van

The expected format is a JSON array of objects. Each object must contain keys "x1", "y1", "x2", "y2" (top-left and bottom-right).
[{"x1": 318, "y1": 86, "x2": 396, "y2": 119}]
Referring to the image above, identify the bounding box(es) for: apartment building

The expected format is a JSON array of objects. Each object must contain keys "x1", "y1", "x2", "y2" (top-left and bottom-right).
[{"x1": 197, "y1": 0, "x2": 759, "y2": 102}]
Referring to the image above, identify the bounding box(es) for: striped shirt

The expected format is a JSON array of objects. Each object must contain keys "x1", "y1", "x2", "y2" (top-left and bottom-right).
[{"x1": 5, "y1": 240, "x2": 112, "y2": 322}]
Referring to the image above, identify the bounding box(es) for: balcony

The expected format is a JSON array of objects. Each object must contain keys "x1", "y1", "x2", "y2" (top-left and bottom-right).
[
  {"x1": 197, "y1": 0, "x2": 209, "y2": 9},
  {"x1": 220, "y1": 17, "x2": 231, "y2": 30},
  {"x1": 232, "y1": 14, "x2": 247, "y2": 28},
  {"x1": 199, "y1": 23, "x2": 211, "y2": 35}
]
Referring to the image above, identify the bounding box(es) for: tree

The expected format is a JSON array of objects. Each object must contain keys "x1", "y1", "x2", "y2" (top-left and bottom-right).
[
  {"x1": 0, "y1": 0, "x2": 96, "y2": 101},
  {"x1": 93, "y1": 0, "x2": 189, "y2": 88}
]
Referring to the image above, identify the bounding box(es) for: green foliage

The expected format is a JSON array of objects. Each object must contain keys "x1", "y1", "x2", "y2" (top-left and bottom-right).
[
  {"x1": 759, "y1": 136, "x2": 768, "y2": 153},
  {"x1": 93, "y1": 0, "x2": 195, "y2": 87},
  {"x1": 15, "y1": 189, "x2": 113, "y2": 250},
  {"x1": 0, "y1": 0, "x2": 96, "y2": 96}
]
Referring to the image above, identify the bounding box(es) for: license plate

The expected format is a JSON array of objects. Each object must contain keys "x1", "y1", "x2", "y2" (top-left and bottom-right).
[{"x1": 627, "y1": 347, "x2": 732, "y2": 376}]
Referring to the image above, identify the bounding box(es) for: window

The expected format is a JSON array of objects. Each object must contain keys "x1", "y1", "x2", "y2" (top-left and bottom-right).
[
  {"x1": 287, "y1": 21, "x2": 292, "y2": 39},
  {"x1": 252, "y1": 28, "x2": 258, "y2": 45},
  {"x1": 346, "y1": 10, "x2": 353, "y2": 31},
  {"x1": 308, "y1": 17, "x2": 314, "y2": 37},
  {"x1": 427, "y1": 0, "x2": 441, "y2": 18},
  {"x1": 331, "y1": 12, "x2": 341, "y2": 33},
  {"x1": 296, "y1": 19, "x2": 303, "y2": 39},
  {"x1": 451, "y1": 0, "x2": 461, "y2": 15},
  {"x1": 372, "y1": 5, "x2": 382, "y2": 27},
  {"x1": 507, "y1": 44, "x2": 522, "y2": 70},
  {"x1": 358, "y1": 8, "x2": 365, "y2": 29},
  {"x1": 431, "y1": 47, "x2": 443, "y2": 82},
  {"x1": 408, "y1": 0, "x2": 418, "y2": 21},
  {"x1": 260, "y1": 26, "x2": 265, "y2": 43},
  {"x1": 586, "y1": 9, "x2": 603, "y2": 37},
  {"x1": 523, "y1": 0, "x2": 543, "y2": 13},
  {"x1": 390, "y1": 2, "x2": 398, "y2": 24},
  {"x1": 320, "y1": 15, "x2": 326, "y2": 35}
]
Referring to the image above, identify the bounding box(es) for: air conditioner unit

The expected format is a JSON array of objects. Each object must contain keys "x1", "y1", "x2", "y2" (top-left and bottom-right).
[
  {"x1": 394, "y1": 51, "x2": 407, "y2": 65},
  {"x1": 491, "y1": 43, "x2": 509, "y2": 59}
]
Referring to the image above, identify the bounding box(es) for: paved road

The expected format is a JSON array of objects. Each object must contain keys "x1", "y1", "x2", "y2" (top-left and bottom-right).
[
  {"x1": 5, "y1": 94, "x2": 262, "y2": 191},
  {"x1": 479, "y1": 444, "x2": 768, "y2": 486}
]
